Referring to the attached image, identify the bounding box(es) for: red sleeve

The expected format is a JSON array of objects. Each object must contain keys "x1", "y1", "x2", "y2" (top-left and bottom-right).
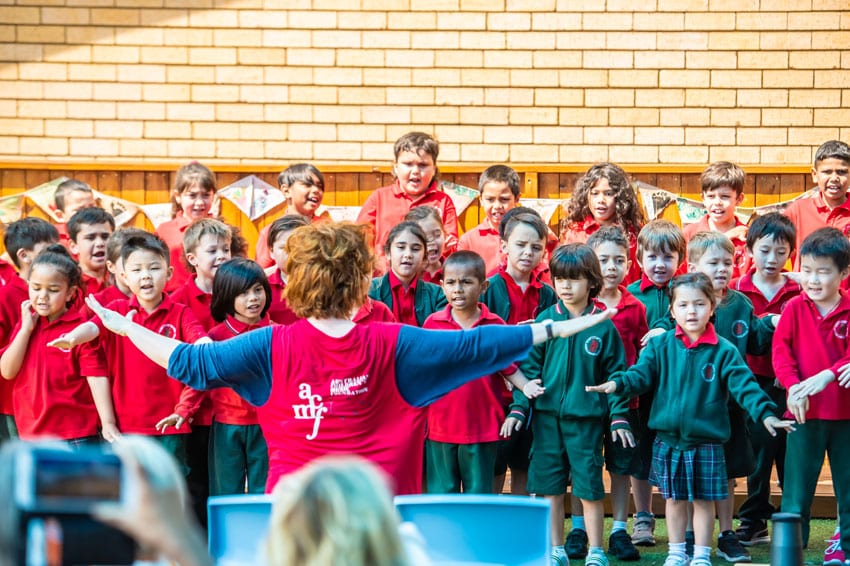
[
  {"x1": 174, "y1": 387, "x2": 206, "y2": 419},
  {"x1": 772, "y1": 303, "x2": 801, "y2": 388},
  {"x1": 254, "y1": 224, "x2": 274, "y2": 269},
  {"x1": 179, "y1": 307, "x2": 208, "y2": 343},
  {"x1": 356, "y1": 191, "x2": 379, "y2": 228},
  {"x1": 76, "y1": 339, "x2": 108, "y2": 378},
  {"x1": 440, "y1": 195, "x2": 459, "y2": 254}
]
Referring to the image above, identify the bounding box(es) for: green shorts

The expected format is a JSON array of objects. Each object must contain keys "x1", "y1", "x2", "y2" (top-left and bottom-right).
[
  {"x1": 724, "y1": 408, "x2": 755, "y2": 479},
  {"x1": 527, "y1": 413, "x2": 605, "y2": 500},
  {"x1": 604, "y1": 409, "x2": 640, "y2": 476},
  {"x1": 426, "y1": 440, "x2": 498, "y2": 494}
]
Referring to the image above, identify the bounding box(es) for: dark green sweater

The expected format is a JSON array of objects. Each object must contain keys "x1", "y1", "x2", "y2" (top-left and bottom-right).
[{"x1": 481, "y1": 272, "x2": 557, "y2": 324}]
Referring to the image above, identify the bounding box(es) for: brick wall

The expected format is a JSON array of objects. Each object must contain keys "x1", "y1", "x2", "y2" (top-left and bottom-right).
[{"x1": 1, "y1": 1, "x2": 848, "y2": 166}]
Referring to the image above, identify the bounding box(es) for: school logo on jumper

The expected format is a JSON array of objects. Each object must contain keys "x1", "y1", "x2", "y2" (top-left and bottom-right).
[
  {"x1": 701, "y1": 363, "x2": 716, "y2": 382},
  {"x1": 292, "y1": 383, "x2": 328, "y2": 440},
  {"x1": 158, "y1": 324, "x2": 177, "y2": 339},
  {"x1": 584, "y1": 336, "x2": 602, "y2": 356},
  {"x1": 834, "y1": 320, "x2": 848, "y2": 340},
  {"x1": 731, "y1": 320, "x2": 748, "y2": 338}
]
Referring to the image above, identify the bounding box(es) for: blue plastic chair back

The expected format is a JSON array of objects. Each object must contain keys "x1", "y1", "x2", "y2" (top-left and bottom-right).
[
  {"x1": 207, "y1": 494, "x2": 274, "y2": 566},
  {"x1": 394, "y1": 494, "x2": 551, "y2": 566}
]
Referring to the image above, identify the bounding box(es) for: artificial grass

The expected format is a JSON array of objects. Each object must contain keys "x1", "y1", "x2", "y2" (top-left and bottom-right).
[{"x1": 562, "y1": 518, "x2": 837, "y2": 565}]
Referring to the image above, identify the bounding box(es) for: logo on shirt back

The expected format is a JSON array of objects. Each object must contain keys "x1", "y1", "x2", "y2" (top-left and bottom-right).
[
  {"x1": 701, "y1": 363, "x2": 716, "y2": 382},
  {"x1": 292, "y1": 383, "x2": 328, "y2": 440},
  {"x1": 834, "y1": 320, "x2": 848, "y2": 340},
  {"x1": 584, "y1": 336, "x2": 602, "y2": 356},
  {"x1": 731, "y1": 320, "x2": 749, "y2": 338},
  {"x1": 158, "y1": 324, "x2": 177, "y2": 339}
]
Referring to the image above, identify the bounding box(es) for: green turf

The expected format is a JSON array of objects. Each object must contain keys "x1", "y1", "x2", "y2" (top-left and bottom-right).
[{"x1": 561, "y1": 518, "x2": 837, "y2": 565}]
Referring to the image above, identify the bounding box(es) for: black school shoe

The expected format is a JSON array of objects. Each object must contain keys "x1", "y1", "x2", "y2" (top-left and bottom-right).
[
  {"x1": 565, "y1": 528, "x2": 589, "y2": 559},
  {"x1": 735, "y1": 520, "x2": 770, "y2": 546},
  {"x1": 609, "y1": 530, "x2": 641, "y2": 561},
  {"x1": 717, "y1": 530, "x2": 753, "y2": 563}
]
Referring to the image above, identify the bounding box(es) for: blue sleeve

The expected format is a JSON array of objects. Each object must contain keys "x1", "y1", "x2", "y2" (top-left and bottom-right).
[
  {"x1": 167, "y1": 326, "x2": 274, "y2": 407},
  {"x1": 395, "y1": 324, "x2": 535, "y2": 407}
]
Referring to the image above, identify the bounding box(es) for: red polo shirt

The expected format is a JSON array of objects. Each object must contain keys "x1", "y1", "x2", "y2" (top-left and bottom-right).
[
  {"x1": 352, "y1": 298, "x2": 395, "y2": 324},
  {"x1": 81, "y1": 272, "x2": 109, "y2": 297},
  {"x1": 3, "y1": 308, "x2": 107, "y2": 440},
  {"x1": 610, "y1": 287, "x2": 649, "y2": 367},
  {"x1": 563, "y1": 217, "x2": 643, "y2": 284},
  {"x1": 388, "y1": 270, "x2": 419, "y2": 326},
  {"x1": 155, "y1": 212, "x2": 195, "y2": 293},
  {"x1": 208, "y1": 315, "x2": 270, "y2": 425},
  {"x1": 683, "y1": 214, "x2": 751, "y2": 279},
  {"x1": 784, "y1": 192, "x2": 850, "y2": 270},
  {"x1": 0, "y1": 260, "x2": 17, "y2": 287},
  {"x1": 356, "y1": 180, "x2": 458, "y2": 271},
  {"x1": 773, "y1": 292, "x2": 850, "y2": 420},
  {"x1": 424, "y1": 304, "x2": 517, "y2": 444},
  {"x1": 81, "y1": 285, "x2": 130, "y2": 318},
  {"x1": 498, "y1": 268, "x2": 543, "y2": 324},
  {"x1": 96, "y1": 294, "x2": 207, "y2": 434},
  {"x1": 170, "y1": 277, "x2": 215, "y2": 331},
  {"x1": 0, "y1": 275, "x2": 27, "y2": 415},
  {"x1": 731, "y1": 270, "x2": 801, "y2": 378},
  {"x1": 266, "y1": 269, "x2": 299, "y2": 325},
  {"x1": 421, "y1": 266, "x2": 443, "y2": 285},
  {"x1": 458, "y1": 221, "x2": 502, "y2": 275}
]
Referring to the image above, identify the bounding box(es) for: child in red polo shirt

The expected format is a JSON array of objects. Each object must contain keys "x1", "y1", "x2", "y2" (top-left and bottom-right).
[
  {"x1": 784, "y1": 140, "x2": 850, "y2": 272},
  {"x1": 265, "y1": 214, "x2": 310, "y2": 325},
  {"x1": 255, "y1": 164, "x2": 331, "y2": 268},
  {"x1": 404, "y1": 205, "x2": 447, "y2": 284},
  {"x1": 368, "y1": 221, "x2": 446, "y2": 327},
  {"x1": 0, "y1": 218, "x2": 59, "y2": 442},
  {"x1": 729, "y1": 212, "x2": 800, "y2": 547},
  {"x1": 207, "y1": 258, "x2": 271, "y2": 495},
  {"x1": 424, "y1": 251, "x2": 543, "y2": 494},
  {"x1": 156, "y1": 162, "x2": 218, "y2": 292},
  {"x1": 91, "y1": 227, "x2": 149, "y2": 308},
  {"x1": 683, "y1": 162, "x2": 750, "y2": 279},
  {"x1": 1, "y1": 245, "x2": 117, "y2": 444},
  {"x1": 68, "y1": 207, "x2": 115, "y2": 297},
  {"x1": 459, "y1": 165, "x2": 521, "y2": 275},
  {"x1": 562, "y1": 163, "x2": 645, "y2": 285},
  {"x1": 356, "y1": 132, "x2": 458, "y2": 271},
  {"x1": 53, "y1": 179, "x2": 96, "y2": 249},
  {"x1": 481, "y1": 207, "x2": 558, "y2": 496},
  {"x1": 773, "y1": 227, "x2": 850, "y2": 564}
]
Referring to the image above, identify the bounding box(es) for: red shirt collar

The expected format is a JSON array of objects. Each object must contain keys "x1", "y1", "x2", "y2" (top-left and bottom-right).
[
  {"x1": 267, "y1": 269, "x2": 285, "y2": 287},
  {"x1": 675, "y1": 322, "x2": 719, "y2": 348},
  {"x1": 223, "y1": 314, "x2": 270, "y2": 336},
  {"x1": 733, "y1": 269, "x2": 801, "y2": 295},
  {"x1": 813, "y1": 191, "x2": 850, "y2": 213},
  {"x1": 390, "y1": 179, "x2": 439, "y2": 203},
  {"x1": 498, "y1": 266, "x2": 543, "y2": 291},
  {"x1": 430, "y1": 303, "x2": 500, "y2": 327},
  {"x1": 389, "y1": 268, "x2": 418, "y2": 293},
  {"x1": 639, "y1": 272, "x2": 668, "y2": 292},
  {"x1": 554, "y1": 298, "x2": 605, "y2": 317},
  {"x1": 476, "y1": 221, "x2": 499, "y2": 236},
  {"x1": 129, "y1": 292, "x2": 172, "y2": 317}
]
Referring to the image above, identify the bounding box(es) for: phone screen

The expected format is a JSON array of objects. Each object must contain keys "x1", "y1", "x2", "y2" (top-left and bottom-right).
[{"x1": 34, "y1": 454, "x2": 121, "y2": 505}]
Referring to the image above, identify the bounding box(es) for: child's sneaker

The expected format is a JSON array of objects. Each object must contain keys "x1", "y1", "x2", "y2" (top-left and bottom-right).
[
  {"x1": 552, "y1": 545, "x2": 569, "y2": 566},
  {"x1": 608, "y1": 530, "x2": 641, "y2": 561},
  {"x1": 631, "y1": 513, "x2": 656, "y2": 546},
  {"x1": 824, "y1": 529, "x2": 845, "y2": 566},
  {"x1": 565, "y1": 528, "x2": 589, "y2": 559},
  {"x1": 735, "y1": 520, "x2": 770, "y2": 547},
  {"x1": 717, "y1": 530, "x2": 752, "y2": 563},
  {"x1": 663, "y1": 553, "x2": 690, "y2": 566},
  {"x1": 691, "y1": 558, "x2": 712, "y2": 566},
  {"x1": 585, "y1": 549, "x2": 609, "y2": 566}
]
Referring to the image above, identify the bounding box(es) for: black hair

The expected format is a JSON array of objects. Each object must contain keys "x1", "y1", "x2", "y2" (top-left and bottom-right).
[
  {"x1": 210, "y1": 258, "x2": 272, "y2": 323},
  {"x1": 267, "y1": 215, "x2": 311, "y2": 250},
  {"x1": 383, "y1": 221, "x2": 427, "y2": 256},
  {"x1": 586, "y1": 225, "x2": 630, "y2": 253},
  {"x1": 31, "y1": 244, "x2": 82, "y2": 298},
  {"x1": 277, "y1": 163, "x2": 324, "y2": 191},
  {"x1": 120, "y1": 234, "x2": 170, "y2": 267},
  {"x1": 814, "y1": 140, "x2": 850, "y2": 167},
  {"x1": 443, "y1": 250, "x2": 486, "y2": 283},
  {"x1": 403, "y1": 205, "x2": 443, "y2": 227},
  {"x1": 54, "y1": 179, "x2": 93, "y2": 212},
  {"x1": 499, "y1": 206, "x2": 548, "y2": 242},
  {"x1": 478, "y1": 164, "x2": 521, "y2": 198},
  {"x1": 745, "y1": 212, "x2": 796, "y2": 253},
  {"x1": 106, "y1": 227, "x2": 150, "y2": 265},
  {"x1": 3, "y1": 218, "x2": 59, "y2": 269},
  {"x1": 67, "y1": 207, "x2": 115, "y2": 242},
  {"x1": 799, "y1": 227, "x2": 850, "y2": 272},
  {"x1": 668, "y1": 272, "x2": 717, "y2": 311},
  {"x1": 549, "y1": 243, "x2": 604, "y2": 300}
]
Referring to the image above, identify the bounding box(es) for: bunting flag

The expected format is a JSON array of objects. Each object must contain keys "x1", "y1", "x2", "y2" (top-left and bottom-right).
[
  {"x1": 24, "y1": 178, "x2": 67, "y2": 222},
  {"x1": 323, "y1": 205, "x2": 361, "y2": 223},
  {"x1": 439, "y1": 180, "x2": 479, "y2": 217},
  {"x1": 0, "y1": 194, "x2": 23, "y2": 225},
  {"x1": 636, "y1": 181, "x2": 814, "y2": 226},
  {"x1": 521, "y1": 198, "x2": 563, "y2": 224},
  {"x1": 216, "y1": 175, "x2": 286, "y2": 221},
  {"x1": 138, "y1": 203, "x2": 174, "y2": 230}
]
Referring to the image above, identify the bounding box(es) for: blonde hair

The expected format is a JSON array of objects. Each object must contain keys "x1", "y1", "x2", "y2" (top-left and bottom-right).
[
  {"x1": 284, "y1": 222, "x2": 374, "y2": 319},
  {"x1": 687, "y1": 231, "x2": 735, "y2": 264},
  {"x1": 267, "y1": 457, "x2": 408, "y2": 566}
]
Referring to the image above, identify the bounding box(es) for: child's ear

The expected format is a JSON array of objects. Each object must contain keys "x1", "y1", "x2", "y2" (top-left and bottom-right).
[
  {"x1": 500, "y1": 240, "x2": 508, "y2": 255},
  {"x1": 811, "y1": 167, "x2": 819, "y2": 184},
  {"x1": 687, "y1": 262, "x2": 697, "y2": 273},
  {"x1": 184, "y1": 251, "x2": 198, "y2": 267},
  {"x1": 166, "y1": 265, "x2": 174, "y2": 281},
  {"x1": 281, "y1": 184, "x2": 291, "y2": 201},
  {"x1": 479, "y1": 279, "x2": 489, "y2": 295},
  {"x1": 625, "y1": 258, "x2": 632, "y2": 274},
  {"x1": 735, "y1": 192, "x2": 744, "y2": 205},
  {"x1": 16, "y1": 248, "x2": 31, "y2": 268},
  {"x1": 68, "y1": 240, "x2": 80, "y2": 256}
]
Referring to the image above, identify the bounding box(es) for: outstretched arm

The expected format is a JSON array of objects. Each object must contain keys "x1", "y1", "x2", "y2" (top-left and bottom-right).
[{"x1": 47, "y1": 321, "x2": 100, "y2": 350}]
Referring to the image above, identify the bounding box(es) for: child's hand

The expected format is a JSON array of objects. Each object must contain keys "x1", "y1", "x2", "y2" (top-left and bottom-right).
[
  {"x1": 836, "y1": 362, "x2": 850, "y2": 388},
  {"x1": 47, "y1": 333, "x2": 75, "y2": 350},
  {"x1": 640, "y1": 328, "x2": 665, "y2": 347},
  {"x1": 19, "y1": 300, "x2": 37, "y2": 334},
  {"x1": 155, "y1": 413, "x2": 185, "y2": 434},
  {"x1": 585, "y1": 381, "x2": 617, "y2": 394},
  {"x1": 522, "y1": 379, "x2": 545, "y2": 399},
  {"x1": 725, "y1": 225, "x2": 748, "y2": 241},
  {"x1": 101, "y1": 422, "x2": 122, "y2": 443},
  {"x1": 611, "y1": 428, "x2": 635, "y2": 448},
  {"x1": 769, "y1": 314, "x2": 780, "y2": 327},
  {"x1": 786, "y1": 384, "x2": 810, "y2": 424},
  {"x1": 86, "y1": 295, "x2": 136, "y2": 336},
  {"x1": 763, "y1": 416, "x2": 796, "y2": 436},
  {"x1": 500, "y1": 417, "x2": 522, "y2": 438},
  {"x1": 795, "y1": 369, "x2": 835, "y2": 398},
  {"x1": 783, "y1": 271, "x2": 802, "y2": 284}
]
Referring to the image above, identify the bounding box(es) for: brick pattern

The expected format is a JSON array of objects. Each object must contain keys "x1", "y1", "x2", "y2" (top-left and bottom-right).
[{"x1": 1, "y1": 2, "x2": 847, "y2": 165}]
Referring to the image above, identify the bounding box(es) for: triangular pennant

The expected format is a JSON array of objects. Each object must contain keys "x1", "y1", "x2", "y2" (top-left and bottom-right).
[
  {"x1": 217, "y1": 175, "x2": 285, "y2": 221},
  {"x1": 22, "y1": 178, "x2": 68, "y2": 222},
  {"x1": 635, "y1": 181, "x2": 677, "y2": 221},
  {"x1": 439, "y1": 180, "x2": 479, "y2": 216},
  {"x1": 91, "y1": 190, "x2": 141, "y2": 228},
  {"x1": 0, "y1": 194, "x2": 24, "y2": 224},
  {"x1": 520, "y1": 198, "x2": 564, "y2": 224},
  {"x1": 323, "y1": 205, "x2": 362, "y2": 223},
  {"x1": 139, "y1": 203, "x2": 174, "y2": 229}
]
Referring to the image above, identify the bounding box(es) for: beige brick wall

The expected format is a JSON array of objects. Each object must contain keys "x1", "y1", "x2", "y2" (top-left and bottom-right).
[{"x1": 1, "y1": 1, "x2": 848, "y2": 166}]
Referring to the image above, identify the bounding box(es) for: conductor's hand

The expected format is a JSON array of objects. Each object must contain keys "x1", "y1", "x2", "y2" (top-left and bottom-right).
[
  {"x1": 86, "y1": 295, "x2": 136, "y2": 336},
  {"x1": 547, "y1": 308, "x2": 617, "y2": 340}
]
